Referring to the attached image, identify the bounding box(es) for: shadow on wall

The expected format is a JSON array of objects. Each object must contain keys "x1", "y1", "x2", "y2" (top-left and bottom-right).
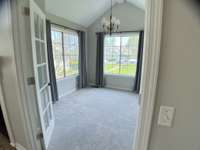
[
  {"x1": 0, "y1": 57, "x2": 13, "y2": 68},
  {"x1": 185, "y1": 0, "x2": 200, "y2": 21},
  {"x1": 0, "y1": 106, "x2": 8, "y2": 138},
  {"x1": 0, "y1": 57, "x2": 11, "y2": 139}
]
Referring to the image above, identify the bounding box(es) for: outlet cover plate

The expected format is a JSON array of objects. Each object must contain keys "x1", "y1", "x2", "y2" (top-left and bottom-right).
[{"x1": 158, "y1": 106, "x2": 175, "y2": 127}]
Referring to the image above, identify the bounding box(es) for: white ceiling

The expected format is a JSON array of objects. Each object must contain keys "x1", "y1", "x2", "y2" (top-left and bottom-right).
[
  {"x1": 127, "y1": 0, "x2": 145, "y2": 10},
  {"x1": 45, "y1": 0, "x2": 145, "y2": 27}
]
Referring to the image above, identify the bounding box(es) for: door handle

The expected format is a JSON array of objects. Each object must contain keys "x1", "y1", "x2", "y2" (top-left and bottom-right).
[{"x1": 36, "y1": 128, "x2": 43, "y2": 140}]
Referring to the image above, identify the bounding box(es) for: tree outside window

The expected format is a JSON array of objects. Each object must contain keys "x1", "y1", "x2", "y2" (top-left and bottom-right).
[{"x1": 51, "y1": 27, "x2": 79, "y2": 79}]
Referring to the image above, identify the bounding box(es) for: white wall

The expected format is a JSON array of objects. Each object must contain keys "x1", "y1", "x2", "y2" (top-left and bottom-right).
[
  {"x1": 34, "y1": 0, "x2": 45, "y2": 12},
  {"x1": 87, "y1": 3, "x2": 145, "y2": 91},
  {"x1": 47, "y1": 13, "x2": 87, "y2": 31},
  {"x1": 149, "y1": 0, "x2": 200, "y2": 150},
  {"x1": 56, "y1": 76, "x2": 77, "y2": 98},
  {"x1": 104, "y1": 75, "x2": 135, "y2": 91}
]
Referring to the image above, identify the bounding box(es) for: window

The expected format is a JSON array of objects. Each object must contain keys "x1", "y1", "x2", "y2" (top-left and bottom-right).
[
  {"x1": 104, "y1": 32, "x2": 140, "y2": 77},
  {"x1": 51, "y1": 27, "x2": 79, "y2": 79}
]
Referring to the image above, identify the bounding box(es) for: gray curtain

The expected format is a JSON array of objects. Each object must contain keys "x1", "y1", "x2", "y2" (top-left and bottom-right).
[
  {"x1": 78, "y1": 31, "x2": 87, "y2": 88},
  {"x1": 96, "y1": 32, "x2": 105, "y2": 88},
  {"x1": 134, "y1": 31, "x2": 144, "y2": 93},
  {"x1": 46, "y1": 20, "x2": 59, "y2": 102}
]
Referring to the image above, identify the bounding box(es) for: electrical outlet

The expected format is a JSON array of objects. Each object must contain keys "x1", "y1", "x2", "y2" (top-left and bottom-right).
[{"x1": 158, "y1": 106, "x2": 175, "y2": 127}]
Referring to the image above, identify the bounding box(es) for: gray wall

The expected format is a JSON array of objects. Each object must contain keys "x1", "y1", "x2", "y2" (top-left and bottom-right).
[
  {"x1": 87, "y1": 3, "x2": 145, "y2": 90},
  {"x1": 47, "y1": 13, "x2": 87, "y2": 31},
  {"x1": 149, "y1": 0, "x2": 200, "y2": 149},
  {"x1": 104, "y1": 75, "x2": 135, "y2": 91},
  {"x1": 0, "y1": 0, "x2": 27, "y2": 148},
  {"x1": 47, "y1": 13, "x2": 87, "y2": 98},
  {"x1": 56, "y1": 77, "x2": 77, "y2": 98},
  {"x1": 34, "y1": 0, "x2": 45, "y2": 12}
]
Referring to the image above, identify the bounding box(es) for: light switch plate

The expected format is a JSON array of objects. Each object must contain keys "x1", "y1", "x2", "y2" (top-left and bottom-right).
[{"x1": 158, "y1": 106, "x2": 175, "y2": 127}]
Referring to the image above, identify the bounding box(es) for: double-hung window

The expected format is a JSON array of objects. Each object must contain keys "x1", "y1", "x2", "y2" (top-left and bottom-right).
[
  {"x1": 51, "y1": 26, "x2": 79, "y2": 79},
  {"x1": 104, "y1": 32, "x2": 140, "y2": 77}
]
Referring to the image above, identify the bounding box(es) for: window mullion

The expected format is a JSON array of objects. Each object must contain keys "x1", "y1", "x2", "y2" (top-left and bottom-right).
[
  {"x1": 119, "y1": 35, "x2": 122, "y2": 74},
  {"x1": 61, "y1": 32, "x2": 66, "y2": 77}
]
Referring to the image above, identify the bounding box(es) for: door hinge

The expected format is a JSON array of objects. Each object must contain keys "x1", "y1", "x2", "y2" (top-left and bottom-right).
[
  {"x1": 27, "y1": 77, "x2": 35, "y2": 85},
  {"x1": 36, "y1": 129, "x2": 44, "y2": 140},
  {"x1": 23, "y1": 7, "x2": 30, "y2": 16}
]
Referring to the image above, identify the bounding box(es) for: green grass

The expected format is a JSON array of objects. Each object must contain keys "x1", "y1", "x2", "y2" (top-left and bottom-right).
[
  {"x1": 105, "y1": 64, "x2": 137, "y2": 76},
  {"x1": 56, "y1": 63, "x2": 137, "y2": 79}
]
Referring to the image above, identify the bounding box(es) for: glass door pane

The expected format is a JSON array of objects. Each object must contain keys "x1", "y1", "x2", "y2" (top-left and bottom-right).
[{"x1": 38, "y1": 65, "x2": 48, "y2": 88}]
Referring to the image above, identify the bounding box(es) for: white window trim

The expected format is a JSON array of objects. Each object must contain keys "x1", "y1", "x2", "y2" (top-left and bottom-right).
[
  {"x1": 104, "y1": 32, "x2": 139, "y2": 77},
  {"x1": 56, "y1": 74, "x2": 79, "y2": 81},
  {"x1": 104, "y1": 73, "x2": 135, "y2": 78},
  {"x1": 51, "y1": 26, "x2": 79, "y2": 79}
]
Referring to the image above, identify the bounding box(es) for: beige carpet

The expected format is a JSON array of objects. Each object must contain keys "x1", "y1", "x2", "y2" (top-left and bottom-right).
[
  {"x1": 48, "y1": 88, "x2": 139, "y2": 150},
  {"x1": 0, "y1": 133, "x2": 15, "y2": 150}
]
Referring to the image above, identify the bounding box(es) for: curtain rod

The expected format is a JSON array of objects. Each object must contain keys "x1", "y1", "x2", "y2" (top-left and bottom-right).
[{"x1": 51, "y1": 22, "x2": 82, "y2": 33}]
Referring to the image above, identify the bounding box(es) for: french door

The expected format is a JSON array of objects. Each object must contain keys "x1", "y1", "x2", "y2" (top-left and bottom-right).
[{"x1": 30, "y1": 0, "x2": 54, "y2": 149}]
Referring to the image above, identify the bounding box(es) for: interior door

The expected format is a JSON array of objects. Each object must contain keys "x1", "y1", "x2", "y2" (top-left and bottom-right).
[{"x1": 30, "y1": 0, "x2": 54, "y2": 148}]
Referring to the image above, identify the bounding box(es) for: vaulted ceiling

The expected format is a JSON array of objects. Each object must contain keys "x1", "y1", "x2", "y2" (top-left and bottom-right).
[{"x1": 45, "y1": 0, "x2": 145, "y2": 27}]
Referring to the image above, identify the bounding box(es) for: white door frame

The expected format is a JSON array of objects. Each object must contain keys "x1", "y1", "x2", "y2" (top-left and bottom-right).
[
  {"x1": 0, "y1": 79, "x2": 15, "y2": 147},
  {"x1": 10, "y1": 0, "x2": 164, "y2": 149},
  {"x1": 0, "y1": 0, "x2": 19, "y2": 147},
  {"x1": 133, "y1": 0, "x2": 163, "y2": 150}
]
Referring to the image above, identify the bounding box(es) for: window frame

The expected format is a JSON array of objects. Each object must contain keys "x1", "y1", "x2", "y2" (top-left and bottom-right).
[
  {"x1": 104, "y1": 31, "x2": 140, "y2": 77},
  {"x1": 51, "y1": 25, "x2": 79, "y2": 80}
]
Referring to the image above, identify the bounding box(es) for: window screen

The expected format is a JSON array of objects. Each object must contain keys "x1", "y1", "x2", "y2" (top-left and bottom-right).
[
  {"x1": 51, "y1": 27, "x2": 79, "y2": 79},
  {"x1": 104, "y1": 32, "x2": 140, "y2": 76}
]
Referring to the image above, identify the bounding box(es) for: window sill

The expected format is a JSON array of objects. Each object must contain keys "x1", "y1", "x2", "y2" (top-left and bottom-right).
[
  {"x1": 104, "y1": 74, "x2": 135, "y2": 79},
  {"x1": 57, "y1": 74, "x2": 79, "y2": 81}
]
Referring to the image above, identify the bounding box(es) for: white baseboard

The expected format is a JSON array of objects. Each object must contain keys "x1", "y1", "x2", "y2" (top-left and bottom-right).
[
  {"x1": 15, "y1": 143, "x2": 26, "y2": 150},
  {"x1": 59, "y1": 88, "x2": 77, "y2": 99},
  {"x1": 89, "y1": 83, "x2": 96, "y2": 87},
  {"x1": 105, "y1": 85, "x2": 133, "y2": 92},
  {"x1": 89, "y1": 82, "x2": 133, "y2": 92}
]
